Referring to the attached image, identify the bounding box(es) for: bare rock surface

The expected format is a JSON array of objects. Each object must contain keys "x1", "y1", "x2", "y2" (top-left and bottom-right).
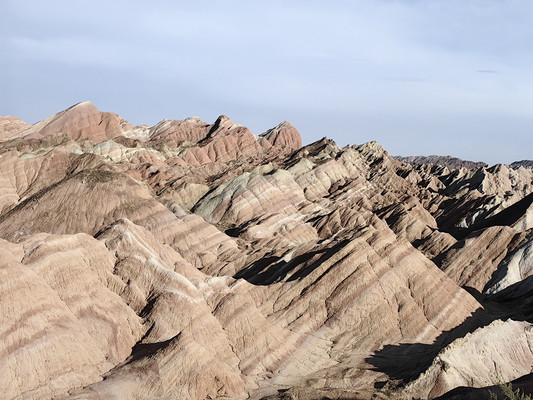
[
  {"x1": 0, "y1": 116, "x2": 30, "y2": 138},
  {"x1": 0, "y1": 233, "x2": 142, "y2": 400},
  {"x1": 3, "y1": 102, "x2": 133, "y2": 142},
  {"x1": 0, "y1": 102, "x2": 532, "y2": 399},
  {"x1": 259, "y1": 121, "x2": 302, "y2": 150},
  {"x1": 403, "y1": 319, "x2": 533, "y2": 399},
  {"x1": 485, "y1": 231, "x2": 533, "y2": 294}
]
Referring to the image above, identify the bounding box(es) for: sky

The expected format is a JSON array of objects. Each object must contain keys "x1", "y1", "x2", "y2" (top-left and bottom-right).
[{"x1": 1, "y1": 0, "x2": 532, "y2": 165}]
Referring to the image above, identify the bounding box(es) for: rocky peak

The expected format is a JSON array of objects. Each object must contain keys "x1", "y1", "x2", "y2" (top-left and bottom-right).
[
  {"x1": 207, "y1": 115, "x2": 235, "y2": 136},
  {"x1": 259, "y1": 120, "x2": 302, "y2": 150},
  {"x1": 148, "y1": 117, "x2": 211, "y2": 144},
  {"x1": 17, "y1": 101, "x2": 134, "y2": 143},
  {"x1": 0, "y1": 116, "x2": 30, "y2": 139}
]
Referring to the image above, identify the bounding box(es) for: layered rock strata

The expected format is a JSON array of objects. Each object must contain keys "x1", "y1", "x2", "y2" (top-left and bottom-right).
[{"x1": 0, "y1": 103, "x2": 532, "y2": 400}]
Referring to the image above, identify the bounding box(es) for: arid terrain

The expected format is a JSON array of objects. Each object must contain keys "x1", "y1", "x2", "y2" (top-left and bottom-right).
[{"x1": 1, "y1": 102, "x2": 532, "y2": 400}]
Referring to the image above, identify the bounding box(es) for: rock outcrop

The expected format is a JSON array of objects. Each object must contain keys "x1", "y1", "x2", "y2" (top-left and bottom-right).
[
  {"x1": 1, "y1": 102, "x2": 532, "y2": 400},
  {"x1": 259, "y1": 121, "x2": 302, "y2": 150},
  {"x1": 0, "y1": 116, "x2": 30, "y2": 138},
  {"x1": 2, "y1": 102, "x2": 133, "y2": 142}
]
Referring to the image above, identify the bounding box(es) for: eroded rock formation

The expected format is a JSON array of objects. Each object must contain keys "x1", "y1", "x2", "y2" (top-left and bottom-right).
[{"x1": 0, "y1": 102, "x2": 532, "y2": 400}]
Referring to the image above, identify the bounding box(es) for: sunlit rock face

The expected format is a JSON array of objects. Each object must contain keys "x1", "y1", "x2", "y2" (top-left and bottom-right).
[{"x1": 1, "y1": 102, "x2": 532, "y2": 400}]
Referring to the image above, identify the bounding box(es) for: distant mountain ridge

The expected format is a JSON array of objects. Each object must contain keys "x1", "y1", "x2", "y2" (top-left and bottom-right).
[
  {"x1": 395, "y1": 155, "x2": 488, "y2": 170},
  {"x1": 396, "y1": 155, "x2": 533, "y2": 171},
  {"x1": 510, "y1": 160, "x2": 533, "y2": 169}
]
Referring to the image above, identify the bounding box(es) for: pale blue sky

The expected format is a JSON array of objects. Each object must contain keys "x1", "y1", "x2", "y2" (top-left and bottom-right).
[{"x1": 2, "y1": 0, "x2": 532, "y2": 164}]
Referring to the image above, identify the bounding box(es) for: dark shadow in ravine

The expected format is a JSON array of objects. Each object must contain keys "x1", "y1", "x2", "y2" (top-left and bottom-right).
[
  {"x1": 434, "y1": 372, "x2": 533, "y2": 399},
  {"x1": 234, "y1": 240, "x2": 349, "y2": 286},
  {"x1": 365, "y1": 306, "x2": 493, "y2": 383},
  {"x1": 436, "y1": 193, "x2": 533, "y2": 241},
  {"x1": 365, "y1": 282, "x2": 533, "y2": 384},
  {"x1": 127, "y1": 335, "x2": 177, "y2": 364}
]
